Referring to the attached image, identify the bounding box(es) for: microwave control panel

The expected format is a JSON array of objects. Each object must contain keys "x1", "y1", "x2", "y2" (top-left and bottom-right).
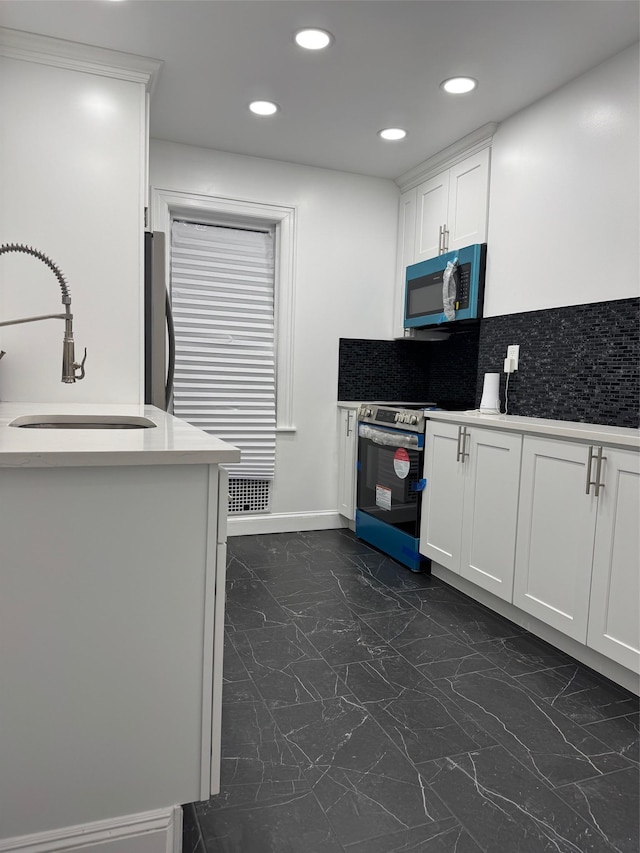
[{"x1": 456, "y1": 263, "x2": 472, "y2": 308}]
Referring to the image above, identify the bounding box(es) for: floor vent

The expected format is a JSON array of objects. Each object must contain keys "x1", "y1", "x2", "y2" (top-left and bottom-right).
[{"x1": 228, "y1": 478, "x2": 271, "y2": 514}]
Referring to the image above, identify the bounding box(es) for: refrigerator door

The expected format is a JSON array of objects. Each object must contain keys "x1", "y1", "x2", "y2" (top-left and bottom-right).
[{"x1": 144, "y1": 231, "x2": 174, "y2": 410}]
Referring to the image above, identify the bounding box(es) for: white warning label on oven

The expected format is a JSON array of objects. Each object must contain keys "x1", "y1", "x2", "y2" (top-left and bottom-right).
[
  {"x1": 393, "y1": 447, "x2": 410, "y2": 479},
  {"x1": 375, "y1": 484, "x2": 392, "y2": 511}
]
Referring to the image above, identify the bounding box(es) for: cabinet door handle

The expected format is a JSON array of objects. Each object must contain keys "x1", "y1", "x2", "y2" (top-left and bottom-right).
[
  {"x1": 585, "y1": 445, "x2": 597, "y2": 494},
  {"x1": 456, "y1": 426, "x2": 469, "y2": 463},
  {"x1": 594, "y1": 446, "x2": 606, "y2": 497},
  {"x1": 443, "y1": 225, "x2": 450, "y2": 253},
  {"x1": 438, "y1": 225, "x2": 444, "y2": 255},
  {"x1": 346, "y1": 411, "x2": 353, "y2": 437},
  {"x1": 460, "y1": 427, "x2": 470, "y2": 462}
]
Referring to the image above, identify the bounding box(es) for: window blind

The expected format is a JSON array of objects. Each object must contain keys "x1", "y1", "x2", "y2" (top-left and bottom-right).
[{"x1": 170, "y1": 220, "x2": 276, "y2": 479}]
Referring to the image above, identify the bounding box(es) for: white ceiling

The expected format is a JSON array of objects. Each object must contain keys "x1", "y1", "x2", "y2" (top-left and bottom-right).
[{"x1": 1, "y1": 1, "x2": 638, "y2": 180}]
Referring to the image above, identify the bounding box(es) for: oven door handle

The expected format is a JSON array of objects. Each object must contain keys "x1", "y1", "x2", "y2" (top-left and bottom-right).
[{"x1": 358, "y1": 423, "x2": 423, "y2": 449}]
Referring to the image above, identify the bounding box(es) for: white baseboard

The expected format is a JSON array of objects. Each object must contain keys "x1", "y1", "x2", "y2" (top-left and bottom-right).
[
  {"x1": 0, "y1": 806, "x2": 181, "y2": 853},
  {"x1": 431, "y1": 563, "x2": 640, "y2": 695},
  {"x1": 227, "y1": 510, "x2": 347, "y2": 537}
]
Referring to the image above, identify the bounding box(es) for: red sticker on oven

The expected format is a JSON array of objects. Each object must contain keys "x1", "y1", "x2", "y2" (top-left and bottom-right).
[{"x1": 393, "y1": 447, "x2": 410, "y2": 479}]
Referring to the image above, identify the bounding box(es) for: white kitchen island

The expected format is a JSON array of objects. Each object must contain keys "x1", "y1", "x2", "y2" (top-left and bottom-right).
[{"x1": 0, "y1": 404, "x2": 239, "y2": 853}]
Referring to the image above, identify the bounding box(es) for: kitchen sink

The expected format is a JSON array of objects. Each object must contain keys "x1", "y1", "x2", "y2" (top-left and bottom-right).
[{"x1": 9, "y1": 414, "x2": 157, "y2": 429}]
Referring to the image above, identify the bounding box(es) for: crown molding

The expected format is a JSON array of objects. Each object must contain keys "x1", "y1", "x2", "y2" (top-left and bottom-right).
[
  {"x1": 396, "y1": 122, "x2": 499, "y2": 191},
  {"x1": 0, "y1": 27, "x2": 162, "y2": 93}
]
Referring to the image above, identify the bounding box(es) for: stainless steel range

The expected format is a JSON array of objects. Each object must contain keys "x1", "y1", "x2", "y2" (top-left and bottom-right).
[{"x1": 355, "y1": 402, "x2": 436, "y2": 572}]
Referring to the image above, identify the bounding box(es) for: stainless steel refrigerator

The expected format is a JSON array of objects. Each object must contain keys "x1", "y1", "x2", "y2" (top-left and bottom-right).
[{"x1": 144, "y1": 230, "x2": 175, "y2": 411}]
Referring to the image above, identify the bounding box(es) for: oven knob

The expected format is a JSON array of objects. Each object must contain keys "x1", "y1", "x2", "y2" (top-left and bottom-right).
[
  {"x1": 365, "y1": 408, "x2": 372, "y2": 417},
  {"x1": 410, "y1": 415, "x2": 418, "y2": 425},
  {"x1": 394, "y1": 413, "x2": 401, "y2": 422}
]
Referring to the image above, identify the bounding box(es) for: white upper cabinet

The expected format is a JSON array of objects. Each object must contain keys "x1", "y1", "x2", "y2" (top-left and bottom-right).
[
  {"x1": 393, "y1": 126, "x2": 495, "y2": 338},
  {"x1": 392, "y1": 188, "x2": 418, "y2": 337},
  {"x1": 0, "y1": 28, "x2": 161, "y2": 404},
  {"x1": 415, "y1": 172, "x2": 449, "y2": 262},
  {"x1": 446, "y1": 150, "x2": 491, "y2": 251},
  {"x1": 415, "y1": 148, "x2": 490, "y2": 262},
  {"x1": 587, "y1": 448, "x2": 640, "y2": 671}
]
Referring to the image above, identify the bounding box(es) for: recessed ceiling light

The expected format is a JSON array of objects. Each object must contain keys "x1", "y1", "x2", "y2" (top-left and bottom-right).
[
  {"x1": 378, "y1": 128, "x2": 407, "y2": 141},
  {"x1": 295, "y1": 29, "x2": 333, "y2": 50},
  {"x1": 441, "y1": 77, "x2": 477, "y2": 95},
  {"x1": 249, "y1": 100, "x2": 279, "y2": 116}
]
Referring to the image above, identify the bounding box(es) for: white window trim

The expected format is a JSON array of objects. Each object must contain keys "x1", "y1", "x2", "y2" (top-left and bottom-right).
[{"x1": 151, "y1": 187, "x2": 297, "y2": 432}]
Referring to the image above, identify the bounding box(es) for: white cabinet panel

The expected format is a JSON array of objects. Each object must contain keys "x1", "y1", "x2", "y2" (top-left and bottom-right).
[
  {"x1": 393, "y1": 188, "x2": 418, "y2": 337},
  {"x1": 588, "y1": 448, "x2": 640, "y2": 671},
  {"x1": 447, "y1": 149, "x2": 490, "y2": 251},
  {"x1": 420, "y1": 421, "x2": 465, "y2": 571},
  {"x1": 0, "y1": 54, "x2": 148, "y2": 404},
  {"x1": 415, "y1": 173, "x2": 448, "y2": 262},
  {"x1": 460, "y1": 428, "x2": 522, "y2": 601},
  {"x1": 514, "y1": 438, "x2": 597, "y2": 642},
  {"x1": 0, "y1": 465, "x2": 214, "y2": 838},
  {"x1": 337, "y1": 407, "x2": 358, "y2": 520},
  {"x1": 210, "y1": 541, "x2": 227, "y2": 796}
]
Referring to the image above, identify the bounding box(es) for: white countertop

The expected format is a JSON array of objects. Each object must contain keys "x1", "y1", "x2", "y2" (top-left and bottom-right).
[
  {"x1": 0, "y1": 403, "x2": 241, "y2": 467},
  {"x1": 425, "y1": 409, "x2": 640, "y2": 449}
]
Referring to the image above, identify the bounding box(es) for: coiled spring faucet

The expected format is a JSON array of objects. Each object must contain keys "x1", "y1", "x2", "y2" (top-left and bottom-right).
[{"x1": 0, "y1": 243, "x2": 86, "y2": 383}]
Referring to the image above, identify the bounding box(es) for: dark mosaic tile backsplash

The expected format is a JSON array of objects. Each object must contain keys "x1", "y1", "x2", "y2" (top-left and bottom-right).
[
  {"x1": 338, "y1": 339, "x2": 433, "y2": 402},
  {"x1": 476, "y1": 298, "x2": 639, "y2": 429},
  {"x1": 338, "y1": 297, "x2": 639, "y2": 429},
  {"x1": 338, "y1": 329, "x2": 479, "y2": 410}
]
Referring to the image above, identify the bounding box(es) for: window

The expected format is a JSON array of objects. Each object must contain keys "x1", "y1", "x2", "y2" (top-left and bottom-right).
[{"x1": 170, "y1": 220, "x2": 276, "y2": 488}]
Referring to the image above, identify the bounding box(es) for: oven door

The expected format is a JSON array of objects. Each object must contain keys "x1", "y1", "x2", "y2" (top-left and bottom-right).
[{"x1": 356, "y1": 423, "x2": 425, "y2": 537}]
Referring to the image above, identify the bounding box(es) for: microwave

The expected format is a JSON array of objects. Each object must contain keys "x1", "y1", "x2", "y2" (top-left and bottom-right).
[{"x1": 404, "y1": 243, "x2": 486, "y2": 328}]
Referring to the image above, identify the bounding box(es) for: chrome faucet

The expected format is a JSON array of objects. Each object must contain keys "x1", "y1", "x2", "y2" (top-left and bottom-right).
[{"x1": 0, "y1": 243, "x2": 86, "y2": 382}]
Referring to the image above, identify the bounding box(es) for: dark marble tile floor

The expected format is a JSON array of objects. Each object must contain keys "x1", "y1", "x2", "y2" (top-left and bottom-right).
[{"x1": 183, "y1": 529, "x2": 639, "y2": 853}]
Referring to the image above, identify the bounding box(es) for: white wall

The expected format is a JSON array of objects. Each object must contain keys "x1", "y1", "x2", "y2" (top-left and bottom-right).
[
  {"x1": 485, "y1": 43, "x2": 639, "y2": 317},
  {"x1": 150, "y1": 141, "x2": 399, "y2": 526},
  {"x1": 0, "y1": 55, "x2": 145, "y2": 403}
]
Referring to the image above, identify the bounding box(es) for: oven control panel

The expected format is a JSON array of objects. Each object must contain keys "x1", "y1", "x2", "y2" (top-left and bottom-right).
[{"x1": 357, "y1": 404, "x2": 428, "y2": 433}]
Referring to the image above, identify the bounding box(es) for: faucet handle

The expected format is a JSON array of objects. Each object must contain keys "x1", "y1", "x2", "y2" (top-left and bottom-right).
[{"x1": 73, "y1": 347, "x2": 87, "y2": 381}]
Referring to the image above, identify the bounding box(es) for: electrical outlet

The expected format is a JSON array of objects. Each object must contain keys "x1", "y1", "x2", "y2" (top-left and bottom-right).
[{"x1": 506, "y1": 345, "x2": 519, "y2": 370}]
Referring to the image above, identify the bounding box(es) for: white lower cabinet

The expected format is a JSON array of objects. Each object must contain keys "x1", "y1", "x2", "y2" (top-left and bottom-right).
[
  {"x1": 514, "y1": 437, "x2": 640, "y2": 671},
  {"x1": 587, "y1": 448, "x2": 640, "y2": 670},
  {"x1": 514, "y1": 437, "x2": 598, "y2": 642},
  {"x1": 337, "y1": 406, "x2": 358, "y2": 520},
  {"x1": 420, "y1": 419, "x2": 639, "y2": 681},
  {"x1": 420, "y1": 421, "x2": 466, "y2": 570},
  {"x1": 459, "y1": 427, "x2": 522, "y2": 600},
  {"x1": 420, "y1": 421, "x2": 522, "y2": 602}
]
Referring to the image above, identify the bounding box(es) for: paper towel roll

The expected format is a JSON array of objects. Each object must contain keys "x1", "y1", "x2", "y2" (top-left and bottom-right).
[{"x1": 479, "y1": 372, "x2": 500, "y2": 413}]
